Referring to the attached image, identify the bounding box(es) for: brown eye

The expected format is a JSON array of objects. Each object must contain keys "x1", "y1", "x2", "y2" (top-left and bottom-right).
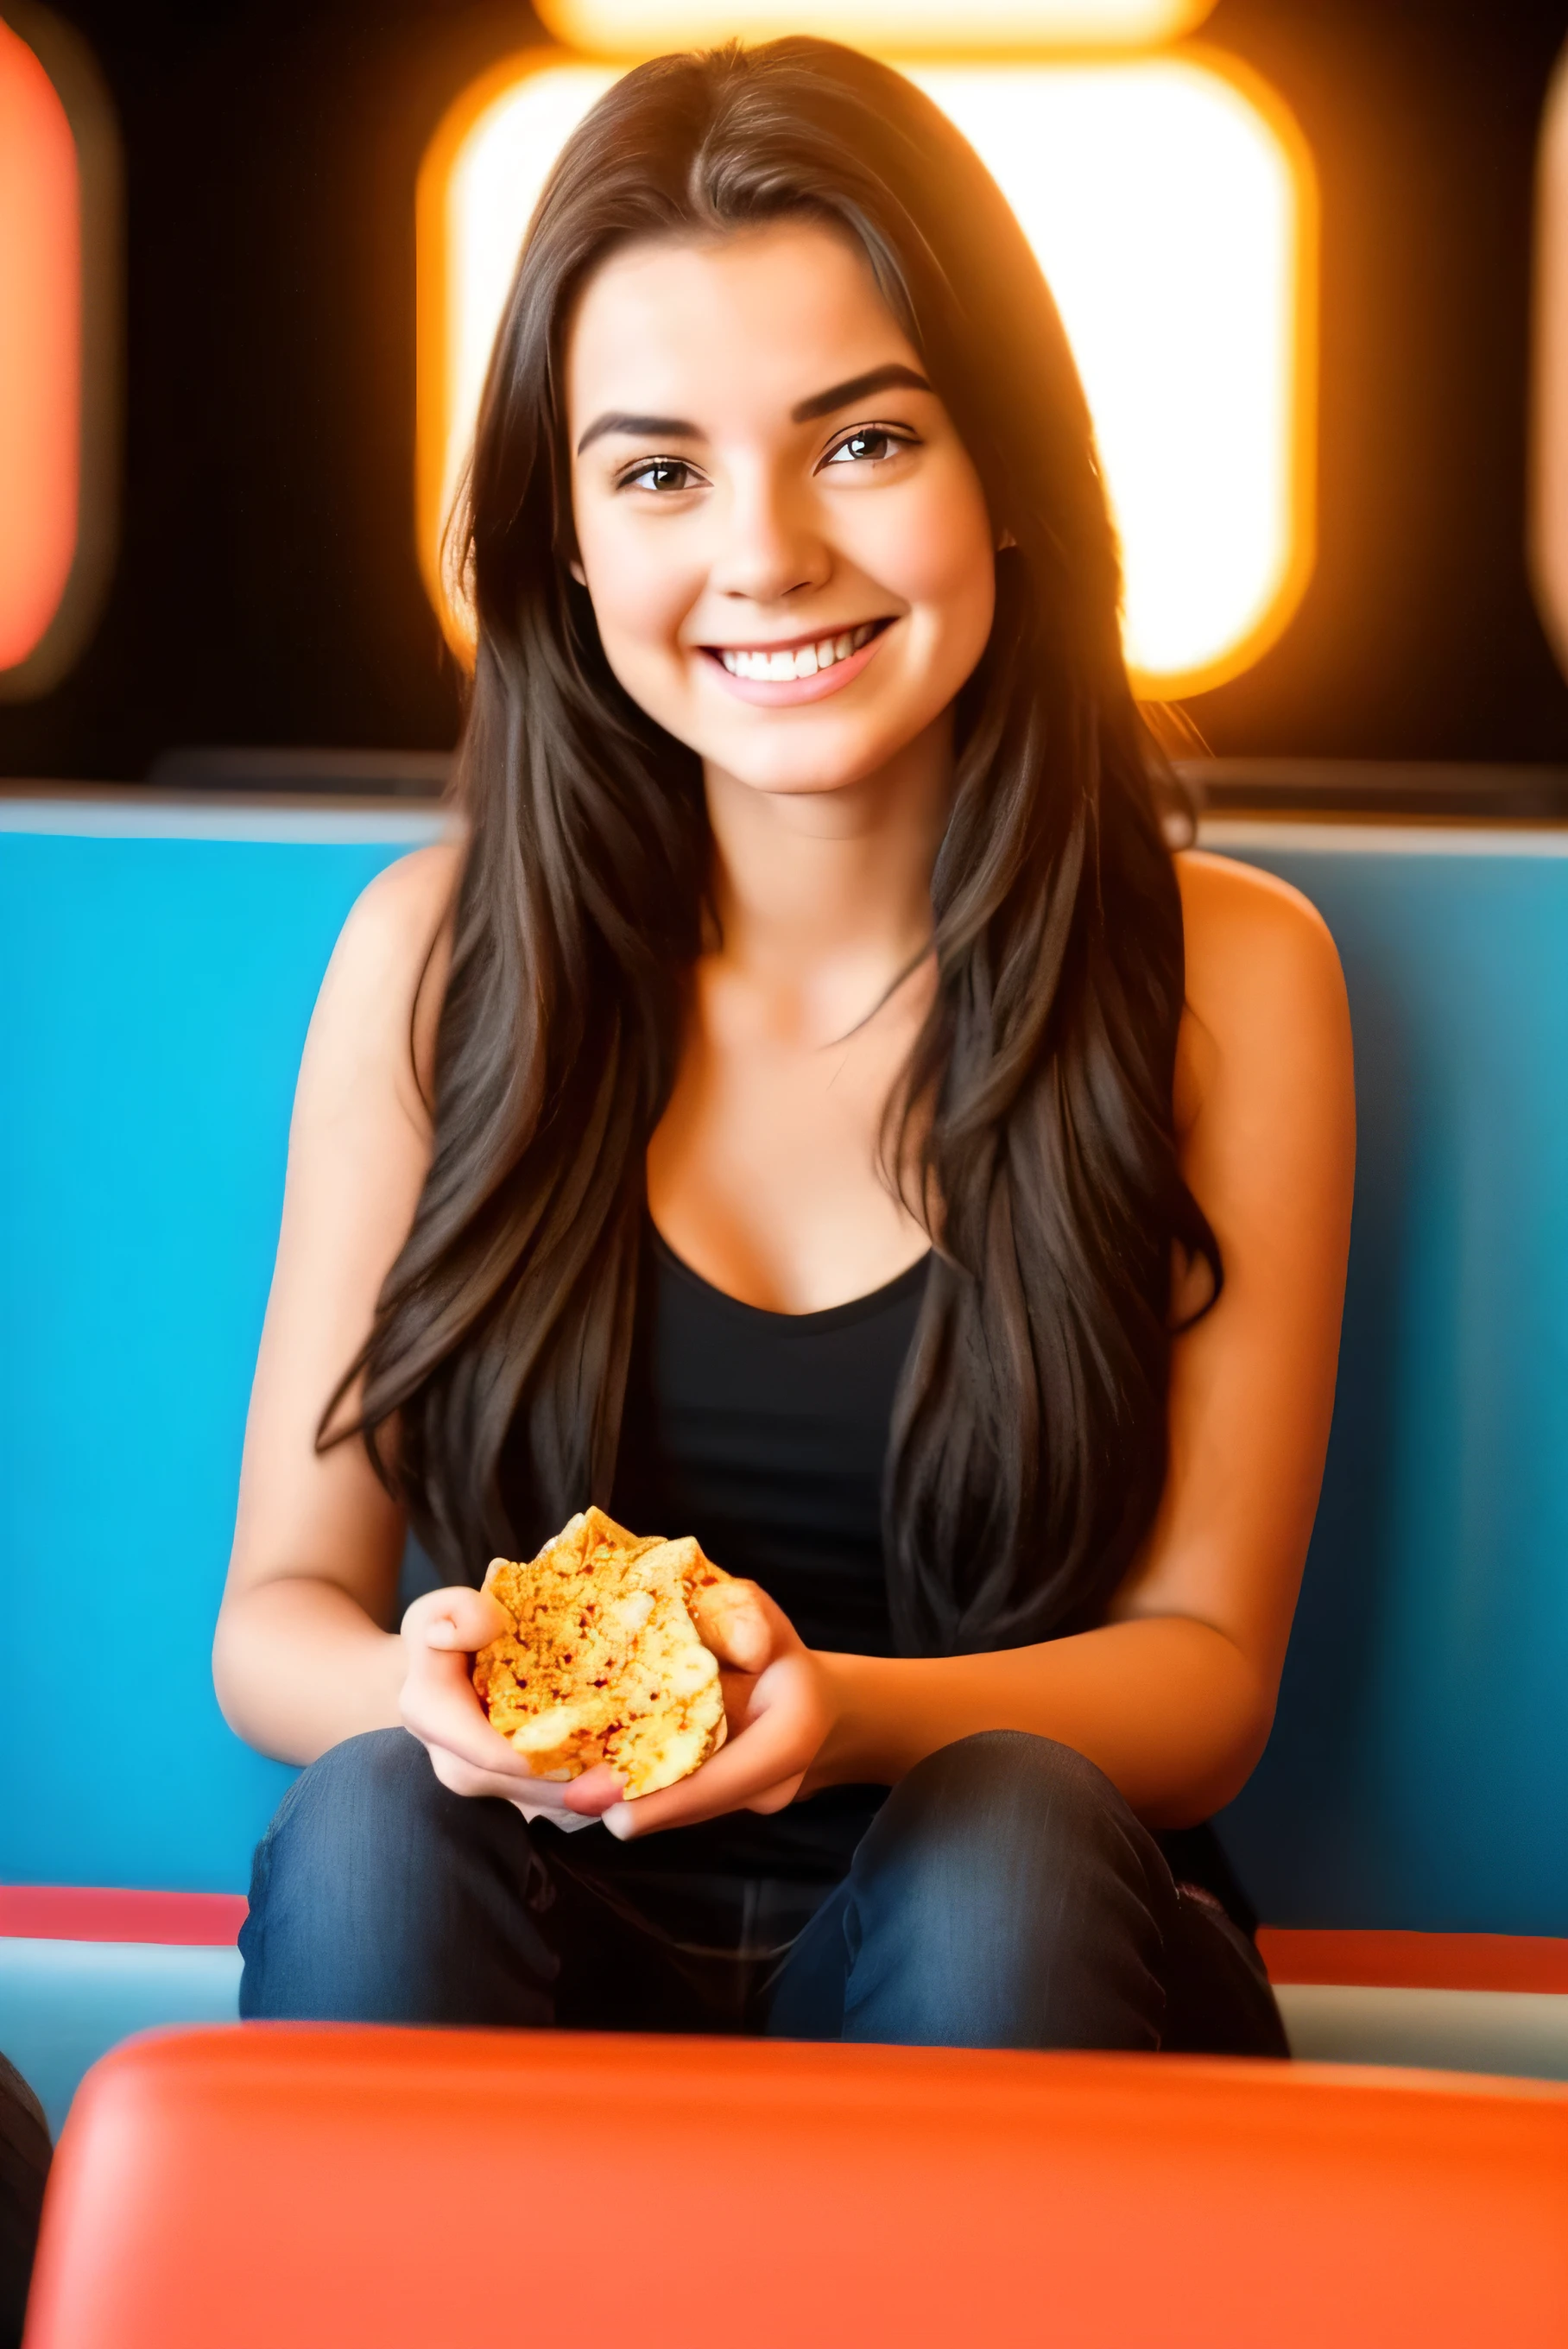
[
  {"x1": 623, "y1": 458, "x2": 696, "y2": 493},
  {"x1": 825, "y1": 427, "x2": 907, "y2": 468}
]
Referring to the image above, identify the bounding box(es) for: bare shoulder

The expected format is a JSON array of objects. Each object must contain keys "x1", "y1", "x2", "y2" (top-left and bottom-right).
[
  {"x1": 1176, "y1": 848, "x2": 1346, "y2": 1028},
  {"x1": 1173, "y1": 851, "x2": 1351, "y2": 1134},
  {"x1": 326, "y1": 839, "x2": 462, "y2": 993},
  {"x1": 1177, "y1": 846, "x2": 1338, "y2": 978},
  {"x1": 304, "y1": 839, "x2": 464, "y2": 1119}
]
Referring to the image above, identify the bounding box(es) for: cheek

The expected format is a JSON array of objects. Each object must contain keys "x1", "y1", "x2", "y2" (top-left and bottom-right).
[
  {"x1": 860, "y1": 472, "x2": 996, "y2": 642},
  {"x1": 576, "y1": 511, "x2": 698, "y2": 667}
]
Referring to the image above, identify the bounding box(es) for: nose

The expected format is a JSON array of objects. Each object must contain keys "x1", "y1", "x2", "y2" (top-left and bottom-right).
[{"x1": 709, "y1": 462, "x2": 831, "y2": 607}]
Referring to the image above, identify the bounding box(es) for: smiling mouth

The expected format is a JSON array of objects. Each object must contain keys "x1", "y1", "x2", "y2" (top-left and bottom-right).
[{"x1": 705, "y1": 619, "x2": 890, "y2": 683}]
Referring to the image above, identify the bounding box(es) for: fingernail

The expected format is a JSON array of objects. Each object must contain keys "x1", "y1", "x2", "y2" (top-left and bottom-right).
[{"x1": 603, "y1": 1803, "x2": 636, "y2": 1840}]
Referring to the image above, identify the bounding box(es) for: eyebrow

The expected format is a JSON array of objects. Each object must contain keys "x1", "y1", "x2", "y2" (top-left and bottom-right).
[
  {"x1": 789, "y1": 364, "x2": 932, "y2": 422},
  {"x1": 575, "y1": 411, "x2": 697, "y2": 454},
  {"x1": 573, "y1": 364, "x2": 933, "y2": 456}
]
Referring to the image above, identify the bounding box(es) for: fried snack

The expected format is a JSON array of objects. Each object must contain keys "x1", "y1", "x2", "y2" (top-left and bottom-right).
[{"x1": 472, "y1": 1507, "x2": 737, "y2": 1798}]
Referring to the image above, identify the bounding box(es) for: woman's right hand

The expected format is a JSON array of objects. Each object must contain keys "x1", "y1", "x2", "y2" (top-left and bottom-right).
[{"x1": 398, "y1": 1586, "x2": 622, "y2": 1819}]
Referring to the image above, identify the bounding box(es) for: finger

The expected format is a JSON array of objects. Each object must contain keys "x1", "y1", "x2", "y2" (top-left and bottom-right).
[
  {"x1": 601, "y1": 1767, "x2": 806, "y2": 1827},
  {"x1": 402, "y1": 1585, "x2": 511, "y2": 1651},
  {"x1": 604, "y1": 1670, "x2": 815, "y2": 1839},
  {"x1": 427, "y1": 1740, "x2": 579, "y2": 1811},
  {"x1": 718, "y1": 1667, "x2": 760, "y2": 1734},
  {"x1": 401, "y1": 1646, "x2": 553, "y2": 1782},
  {"x1": 424, "y1": 1743, "x2": 573, "y2": 1808},
  {"x1": 560, "y1": 1762, "x2": 625, "y2": 1815},
  {"x1": 688, "y1": 1578, "x2": 775, "y2": 1675}
]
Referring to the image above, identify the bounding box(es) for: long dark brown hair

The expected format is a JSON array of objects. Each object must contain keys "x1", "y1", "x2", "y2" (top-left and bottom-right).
[{"x1": 333, "y1": 37, "x2": 1219, "y2": 1654}]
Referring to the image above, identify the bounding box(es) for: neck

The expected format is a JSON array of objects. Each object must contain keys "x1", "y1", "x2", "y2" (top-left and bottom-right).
[{"x1": 702, "y1": 712, "x2": 952, "y2": 1035}]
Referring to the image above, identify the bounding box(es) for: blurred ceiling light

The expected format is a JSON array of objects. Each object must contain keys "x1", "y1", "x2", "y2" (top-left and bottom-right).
[
  {"x1": 418, "y1": 50, "x2": 1312, "y2": 698},
  {"x1": 1531, "y1": 45, "x2": 1568, "y2": 683},
  {"x1": 534, "y1": 0, "x2": 1214, "y2": 57},
  {"x1": 0, "y1": 6, "x2": 118, "y2": 701}
]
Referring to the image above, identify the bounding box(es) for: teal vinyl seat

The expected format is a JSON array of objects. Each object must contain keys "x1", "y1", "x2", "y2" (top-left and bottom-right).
[
  {"x1": 3, "y1": 795, "x2": 1568, "y2": 2125},
  {"x1": 1210, "y1": 820, "x2": 1568, "y2": 1938}
]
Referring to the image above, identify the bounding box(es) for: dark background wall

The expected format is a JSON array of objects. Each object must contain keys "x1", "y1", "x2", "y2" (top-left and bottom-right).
[{"x1": 3, "y1": 0, "x2": 1567, "y2": 782}]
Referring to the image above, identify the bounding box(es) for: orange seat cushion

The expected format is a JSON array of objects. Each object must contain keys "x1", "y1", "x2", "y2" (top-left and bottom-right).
[{"x1": 25, "y1": 2024, "x2": 1568, "y2": 2348}]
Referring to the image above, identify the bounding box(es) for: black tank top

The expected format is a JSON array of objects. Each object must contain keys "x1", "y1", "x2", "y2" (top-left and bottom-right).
[
  {"x1": 605, "y1": 1221, "x2": 929, "y2": 1879},
  {"x1": 538, "y1": 1224, "x2": 1252, "y2": 1926}
]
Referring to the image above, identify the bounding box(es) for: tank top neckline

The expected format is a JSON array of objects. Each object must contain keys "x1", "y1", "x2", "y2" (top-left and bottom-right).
[{"x1": 646, "y1": 1216, "x2": 932, "y2": 1334}]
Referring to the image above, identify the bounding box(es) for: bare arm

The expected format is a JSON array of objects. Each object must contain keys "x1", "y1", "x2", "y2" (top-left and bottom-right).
[
  {"x1": 212, "y1": 842, "x2": 461, "y2": 1764},
  {"x1": 614, "y1": 852, "x2": 1356, "y2": 1837},
  {"x1": 212, "y1": 832, "x2": 720, "y2": 1827}
]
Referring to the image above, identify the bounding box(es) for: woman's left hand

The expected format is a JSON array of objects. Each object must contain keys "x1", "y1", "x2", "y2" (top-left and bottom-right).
[{"x1": 576, "y1": 1580, "x2": 839, "y2": 1839}]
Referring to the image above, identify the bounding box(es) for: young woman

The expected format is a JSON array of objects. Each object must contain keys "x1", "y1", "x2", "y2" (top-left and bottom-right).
[{"x1": 214, "y1": 38, "x2": 1354, "y2": 2051}]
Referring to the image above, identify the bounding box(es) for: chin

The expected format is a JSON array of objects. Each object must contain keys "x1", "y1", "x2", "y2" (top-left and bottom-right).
[
  {"x1": 707, "y1": 714, "x2": 925, "y2": 795},
  {"x1": 715, "y1": 745, "x2": 902, "y2": 798}
]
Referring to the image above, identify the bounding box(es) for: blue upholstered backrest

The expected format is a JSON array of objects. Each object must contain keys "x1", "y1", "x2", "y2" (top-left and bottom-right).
[
  {"x1": 1211, "y1": 826, "x2": 1568, "y2": 1934},
  {"x1": 3, "y1": 804, "x2": 1567, "y2": 1929},
  {"x1": 0, "y1": 806, "x2": 435, "y2": 1894}
]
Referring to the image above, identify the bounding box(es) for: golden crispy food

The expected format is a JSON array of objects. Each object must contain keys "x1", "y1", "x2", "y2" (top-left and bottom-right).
[{"x1": 472, "y1": 1507, "x2": 740, "y2": 1798}]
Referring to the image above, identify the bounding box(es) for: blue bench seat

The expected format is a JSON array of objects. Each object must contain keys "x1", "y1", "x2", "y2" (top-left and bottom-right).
[{"x1": 5, "y1": 794, "x2": 1568, "y2": 2125}]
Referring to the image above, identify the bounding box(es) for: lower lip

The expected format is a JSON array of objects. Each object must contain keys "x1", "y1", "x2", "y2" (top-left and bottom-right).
[{"x1": 701, "y1": 628, "x2": 890, "y2": 706}]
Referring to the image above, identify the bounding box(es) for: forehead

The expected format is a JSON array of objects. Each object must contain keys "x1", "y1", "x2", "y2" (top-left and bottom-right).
[{"x1": 565, "y1": 219, "x2": 920, "y2": 432}]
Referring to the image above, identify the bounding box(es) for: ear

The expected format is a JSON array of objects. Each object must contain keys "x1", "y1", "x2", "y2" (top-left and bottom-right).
[
  {"x1": 568, "y1": 556, "x2": 587, "y2": 586},
  {"x1": 996, "y1": 528, "x2": 1017, "y2": 552}
]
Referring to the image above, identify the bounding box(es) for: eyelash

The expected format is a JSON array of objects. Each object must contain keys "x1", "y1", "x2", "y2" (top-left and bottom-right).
[
  {"x1": 616, "y1": 457, "x2": 702, "y2": 494},
  {"x1": 820, "y1": 423, "x2": 920, "y2": 469},
  {"x1": 613, "y1": 422, "x2": 920, "y2": 495}
]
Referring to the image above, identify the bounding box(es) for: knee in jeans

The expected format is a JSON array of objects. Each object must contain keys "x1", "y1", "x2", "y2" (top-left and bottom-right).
[
  {"x1": 311, "y1": 1724, "x2": 434, "y2": 1806},
  {"x1": 242, "y1": 1731, "x2": 543, "y2": 2025},
  {"x1": 259, "y1": 1728, "x2": 439, "y2": 1881},
  {"x1": 844, "y1": 1735, "x2": 1171, "y2": 2050},
  {"x1": 884, "y1": 1730, "x2": 1130, "y2": 1884},
  {"x1": 863, "y1": 1728, "x2": 1145, "y2": 1926}
]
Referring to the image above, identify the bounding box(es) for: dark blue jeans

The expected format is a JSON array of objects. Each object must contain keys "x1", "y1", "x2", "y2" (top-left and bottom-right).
[{"x1": 240, "y1": 1728, "x2": 1286, "y2": 2055}]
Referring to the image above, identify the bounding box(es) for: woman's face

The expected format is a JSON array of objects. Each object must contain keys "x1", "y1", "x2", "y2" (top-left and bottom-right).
[{"x1": 565, "y1": 218, "x2": 997, "y2": 801}]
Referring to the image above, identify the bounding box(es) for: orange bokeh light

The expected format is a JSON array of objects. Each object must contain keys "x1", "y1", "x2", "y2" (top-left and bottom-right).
[{"x1": 0, "y1": 16, "x2": 79, "y2": 674}]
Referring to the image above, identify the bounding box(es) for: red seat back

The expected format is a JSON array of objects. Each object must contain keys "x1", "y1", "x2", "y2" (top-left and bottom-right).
[{"x1": 25, "y1": 2025, "x2": 1568, "y2": 2347}]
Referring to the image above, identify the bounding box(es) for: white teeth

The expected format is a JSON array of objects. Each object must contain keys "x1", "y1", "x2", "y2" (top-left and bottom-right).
[{"x1": 717, "y1": 624, "x2": 881, "y2": 682}]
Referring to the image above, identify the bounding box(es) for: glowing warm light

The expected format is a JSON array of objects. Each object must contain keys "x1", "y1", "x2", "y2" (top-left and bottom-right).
[
  {"x1": 418, "y1": 51, "x2": 1313, "y2": 696},
  {"x1": 416, "y1": 59, "x2": 618, "y2": 634},
  {"x1": 1531, "y1": 45, "x2": 1568, "y2": 681},
  {"x1": 0, "y1": 17, "x2": 79, "y2": 674},
  {"x1": 917, "y1": 61, "x2": 1312, "y2": 690},
  {"x1": 535, "y1": 0, "x2": 1212, "y2": 59}
]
